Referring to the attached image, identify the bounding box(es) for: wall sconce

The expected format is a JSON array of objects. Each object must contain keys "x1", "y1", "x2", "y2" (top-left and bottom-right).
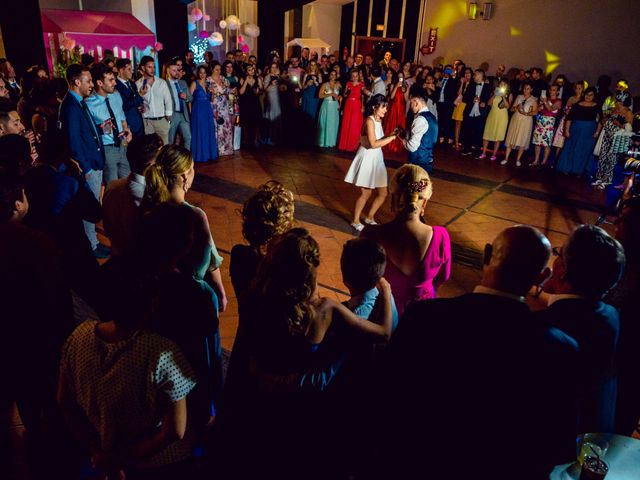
[{"x1": 468, "y1": 1, "x2": 478, "y2": 20}]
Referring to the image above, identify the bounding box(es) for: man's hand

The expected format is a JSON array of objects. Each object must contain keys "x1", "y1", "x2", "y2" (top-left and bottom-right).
[{"x1": 179, "y1": 92, "x2": 187, "y2": 100}]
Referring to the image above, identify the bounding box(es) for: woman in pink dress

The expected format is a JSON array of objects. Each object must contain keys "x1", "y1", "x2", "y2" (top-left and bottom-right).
[
  {"x1": 362, "y1": 164, "x2": 451, "y2": 316},
  {"x1": 337, "y1": 69, "x2": 364, "y2": 151}
]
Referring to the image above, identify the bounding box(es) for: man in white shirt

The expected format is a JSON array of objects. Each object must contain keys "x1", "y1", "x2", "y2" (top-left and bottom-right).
[
  {"x1": 401, "y1": 93, "x2": 438, "y2": 173},
  {"x1": 103, "y1": 133, "x2": 163, "y2": 257},
  {"x1": 136, "y1": 56, "x2": 173, "y2": 144},
  {"x1": 166, "y1": 59, "x2": 192, "y2": 150},
  {"x1": 370, "y1": 67, "x2": 386, "y2": 97}
]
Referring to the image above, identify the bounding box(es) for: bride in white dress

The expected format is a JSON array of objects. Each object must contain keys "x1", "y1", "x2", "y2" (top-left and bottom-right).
[{"x1": 344, "y1": 94, "x2": 399, "y2": 231}]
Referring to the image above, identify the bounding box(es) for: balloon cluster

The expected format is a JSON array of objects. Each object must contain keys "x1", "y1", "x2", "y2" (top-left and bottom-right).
[{"x1": 188, "y1": 10, "x2": 260, "y2": 51}]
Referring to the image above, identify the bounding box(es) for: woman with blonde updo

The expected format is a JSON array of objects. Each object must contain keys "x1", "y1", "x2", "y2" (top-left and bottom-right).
[
  {"x1": 362, "y1": 164, "x2": 451, "y2": 316},
  {"x1": 142, "y1": 144, "x2": 227, "y2": 311}
]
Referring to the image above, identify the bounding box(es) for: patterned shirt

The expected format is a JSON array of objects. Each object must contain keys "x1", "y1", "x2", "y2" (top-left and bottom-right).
[{"x1": 59, "y1": 321, "x2": 196, "y2": 468}]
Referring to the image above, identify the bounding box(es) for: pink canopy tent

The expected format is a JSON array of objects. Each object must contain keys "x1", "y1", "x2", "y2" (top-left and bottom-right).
[{"x1": 41, "y1": 8, "x2": 156, "y2": 73}]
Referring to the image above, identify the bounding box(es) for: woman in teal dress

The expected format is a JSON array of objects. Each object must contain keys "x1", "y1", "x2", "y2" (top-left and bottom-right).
[{"x1": 317, "y1": 70, "x2": 341, "y2": 148}]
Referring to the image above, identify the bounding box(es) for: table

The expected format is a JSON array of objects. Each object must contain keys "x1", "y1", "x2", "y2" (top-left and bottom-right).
[{"x1": 550, "y1": 433, "x2": 640, "y2": 479}]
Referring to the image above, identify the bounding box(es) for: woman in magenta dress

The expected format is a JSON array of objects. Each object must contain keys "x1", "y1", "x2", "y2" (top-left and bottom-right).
[
  {"x1": 362, "y1": 164, "x2": 451, "y2": 316},
  {"x1": 337, "y1": 69, "x2": 364, "y2": 151}
]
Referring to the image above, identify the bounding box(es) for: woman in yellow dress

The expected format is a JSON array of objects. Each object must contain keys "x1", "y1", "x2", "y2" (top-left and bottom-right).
[
  {"x1": 479, "y1": 80, "x2": 512, "y2": 160},
  {"x1": 451, "y1": 67, "x2": 472, "y2": 150}
]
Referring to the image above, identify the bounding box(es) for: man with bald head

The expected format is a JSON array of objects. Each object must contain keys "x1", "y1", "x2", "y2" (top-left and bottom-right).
[{"x1": 380, "y1": 225, "x2": 575, "y2": 478}]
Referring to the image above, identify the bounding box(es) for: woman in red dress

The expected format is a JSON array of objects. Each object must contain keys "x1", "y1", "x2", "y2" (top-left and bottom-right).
[
  {"x1": 383, "y1": 70, "x2": 407, "y2": 154},
  {"x1": 337, "y1": 69, "x2": 365, "y2": 151}
]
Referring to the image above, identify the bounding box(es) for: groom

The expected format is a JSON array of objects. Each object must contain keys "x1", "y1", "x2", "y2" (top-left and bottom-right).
[{"x1": 400, "y1": 92, "x2": 438, "y2": 173}]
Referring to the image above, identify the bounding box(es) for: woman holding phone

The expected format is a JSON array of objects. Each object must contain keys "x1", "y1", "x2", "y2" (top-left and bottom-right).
[
  {"x1": 531, "y1": 84, "x2": 562, "y2": 166},
  {"x1": 479, "y1": 80, "x2": 512, "y2": 160},
  {"x1": 501, "y1": 82, "x2": 538, "y2": 166}
]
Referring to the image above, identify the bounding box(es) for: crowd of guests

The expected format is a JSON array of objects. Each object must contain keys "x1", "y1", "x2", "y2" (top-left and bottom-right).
[{"x1": 0, "y1": 48, "x2": 640, "y2": 480}]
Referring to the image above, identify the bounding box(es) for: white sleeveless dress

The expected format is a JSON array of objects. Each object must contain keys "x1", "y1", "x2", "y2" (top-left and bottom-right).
[{"x1": 344, "y1": 116, "x2": 388, "y2": 189}]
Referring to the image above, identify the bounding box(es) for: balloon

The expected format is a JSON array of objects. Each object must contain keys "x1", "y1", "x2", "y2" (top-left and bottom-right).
[
  {"x1": 155, "y1": 42, "x2": 163, "y2": 52},
  {"x1": 199, "y1": 30, "x2": 210, "y2": 39},
  {"x1": 219, "y1": 20, "x2": 227, "y2": 29},
  {"x1": 190, "y1": 8, "x2": 203, "y2": 21},
  {"x1": 238, "y1": 35, "x2": 244, "y2": 43},
  {"x1": 188, "y1": 23, "x2": 196, "y2": 32},
  {"x1": 208, "y1": 32, "x2": 224, "y2": 47},
  {"x1": 241, "y1": 44, "x2": 250, "y2": 54},
  {"x1": 203, "y1": 14, "x2": 211, "y2": 21},
  {"x1": 226, "y1": 15, "x2": 240, "y2": 30},
  {"x1": 243, "y1": 23, "x2": 260, "y2": 38}
]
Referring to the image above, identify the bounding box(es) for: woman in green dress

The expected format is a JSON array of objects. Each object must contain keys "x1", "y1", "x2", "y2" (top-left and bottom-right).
[{"x1": 317, "y1": 70, "x2": 341, "y2": 148}]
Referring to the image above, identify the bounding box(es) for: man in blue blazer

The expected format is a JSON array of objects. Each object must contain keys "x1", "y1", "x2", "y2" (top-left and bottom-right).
[
  {"x1": 58, "y1": 63, "x2": 107, "y2": 257},
  {"x1": 540, "y1": 224, "x2": 625, "y2": 434},
  {"x1": 115, "y1": 58, "x2": 145, "y2": 138}
]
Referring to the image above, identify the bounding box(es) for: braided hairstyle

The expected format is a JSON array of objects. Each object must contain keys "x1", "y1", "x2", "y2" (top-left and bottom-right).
[
  {"x1": 390, "y1": 164, "x2": 433, "y2": 217},
  {"x1": 141, "y1": 145, "x2": 193, "y2": 212}
]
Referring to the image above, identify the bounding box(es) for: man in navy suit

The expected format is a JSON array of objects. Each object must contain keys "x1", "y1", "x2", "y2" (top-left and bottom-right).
[
  {"x1": 381, "y1": 225, "x2": 578, "y2": 478},
  {"x1": 115, "y1": 58, "x2": 144, "y2": 138},
  {"x1": 435, "y1": 64, "x2": 458, "y2": 144},
  {"x1": 540, "y1": 224, "x2": 625, "y2": 434},
  {"x1": 58, "y1": 63, "x2": 108, "y2": 258}
]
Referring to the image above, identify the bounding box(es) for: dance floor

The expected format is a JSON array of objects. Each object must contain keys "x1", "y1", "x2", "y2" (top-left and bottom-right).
[{"x1": 157, "y1": 145, "x2": 611, "y2": 351}]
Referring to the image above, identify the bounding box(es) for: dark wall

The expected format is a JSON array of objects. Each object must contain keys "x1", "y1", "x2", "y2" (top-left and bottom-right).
[
  {"x1": 1, "y1": 0, "x2": 47, "y2": 76},
  {"x1": 339, "y1": 2, "x2": 354, "y2": 56},
  {"x1": 153, "y1": 0, "x2": 188, "y2": 65},
  {"x1": 340, "y1": 0, "x2": 422, "y2": 60}
]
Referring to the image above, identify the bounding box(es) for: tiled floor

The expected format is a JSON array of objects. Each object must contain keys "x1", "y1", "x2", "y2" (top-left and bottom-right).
[
  {"x1": 180, "y1": 145, "x2": 610, "y2": 351},
  {"x1": 9, "y1": 144, "x2": 612, "y2": 479}
]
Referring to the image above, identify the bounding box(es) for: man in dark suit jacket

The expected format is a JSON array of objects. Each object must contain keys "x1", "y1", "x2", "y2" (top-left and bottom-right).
[
  {"x1": 461, "y1": 69, "x2": 492, "y2": 156},
  {"x1": 380, "y1": 225, "x2": 577, "y2": 479},
  {"x1": 436, "y1": 65, "x2": 459, "y2": 144},
  {"x1": 58, "y1": 63, "x2": 106, "y2": 257},
  {"x1": 539, "y1": 225, "x2": 625, "y2": 435},
  {"x1": 114, "y1": 58, "x2": 145, "y2": 138},
  {"x1": 0, "y1": 58, "x2": 21, "y2": 104}
]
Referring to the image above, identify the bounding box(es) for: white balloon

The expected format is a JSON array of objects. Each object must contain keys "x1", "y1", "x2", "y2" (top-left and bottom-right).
[
  {"x1": 243, "y1": 23, "x2": 260, "y2": 38},
  {"x1": 208, "y1": 32, "x2": 224, "y2": 46},
  {"x1": 219, "y1": 20, "x2": 227, "y2": 29},
  {"x1": 226, "y1": 15, "x2": 240, "y2": 30}
]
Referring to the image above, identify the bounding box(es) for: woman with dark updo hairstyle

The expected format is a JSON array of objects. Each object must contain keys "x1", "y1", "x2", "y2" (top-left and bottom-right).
[
  {"x1": 230, "y1": 180, "x2": 295, "y2": 308},
  {"x1": 221, "y1": 227, "x2": 393, "y2": 478}
]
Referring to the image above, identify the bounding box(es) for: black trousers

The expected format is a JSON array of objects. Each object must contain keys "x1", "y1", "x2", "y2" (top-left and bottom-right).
[
  {"x1": 436, "y1": 102, "x2": 454, "y2": 140},
  {"x1": 462, "y1": 115, "x2": 486, "y2": 152}
]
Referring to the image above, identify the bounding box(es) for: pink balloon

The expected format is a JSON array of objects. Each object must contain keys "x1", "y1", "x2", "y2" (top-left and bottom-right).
[
  {"x1": 190, "y1": 8, "x2": 203, "y2": 21},
  {"x1": 238, "y1": 35, "x2": 244, "y2": 43},
  {"x1": 199, "y1": 30, "x2": 209, "y2": 39},
  {"x1": 203, "y1": 14, "x2": 211, "y2": 21},
  {"x1": 241, "y1": 44, "x2": 250, "y2": 54},
  {"x1": 155, "y1": 42, "x2": 164, "y2": 52}
]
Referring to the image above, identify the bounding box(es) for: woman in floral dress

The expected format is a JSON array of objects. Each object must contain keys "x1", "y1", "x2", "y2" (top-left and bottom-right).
[{"x1": 210, "y1": 62, "x2": 234, "y2": 156}]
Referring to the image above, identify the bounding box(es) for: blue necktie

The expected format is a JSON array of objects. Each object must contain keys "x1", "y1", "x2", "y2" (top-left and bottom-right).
[{"x1": 174, "y1": 82, "x2": 182, "y2": 113}]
